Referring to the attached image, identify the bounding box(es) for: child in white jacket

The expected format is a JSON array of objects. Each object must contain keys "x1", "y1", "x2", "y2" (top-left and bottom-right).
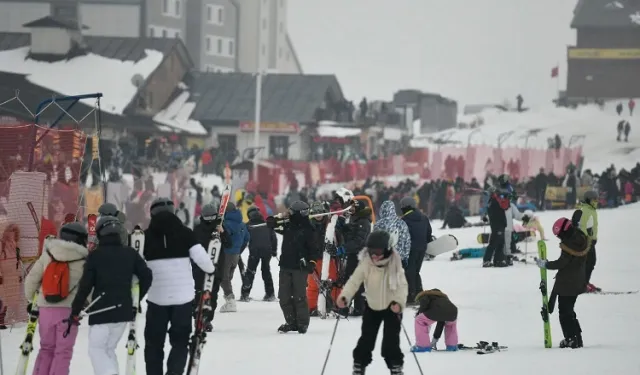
[{"x1": 337, "y1": 230, "x2": 408, "y2": 375}]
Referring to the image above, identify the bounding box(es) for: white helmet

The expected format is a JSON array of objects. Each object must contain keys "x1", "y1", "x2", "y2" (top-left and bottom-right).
[
  {"x1": 334, "y1": 187, "x2": 354, "y2": 205},
  {"x1": 524, "y1": 209, "x2": 533, "y2": 217}
]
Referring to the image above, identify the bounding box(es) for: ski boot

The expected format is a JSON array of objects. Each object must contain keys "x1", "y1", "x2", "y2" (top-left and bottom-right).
[
  {"x1": 352, "y1": 362, "x2": 366, "y2": 375},
  {"x1": 493, "y1": 260, "x2": 508, "y2": 268},
  {"x1": 446, "y1": 345, "x2": 458, "y2": 351},
  {"x1": 559, "y1": 336, "x2": 582, "y2": 349},
  {"x1": 263, "y1": 294, "x2": 276, "y2": 302},
  {"x1": 277, "y1": 323, "x2": 298, "y2": 333},
  {"x1": 390, "y1": 365, "x2": 404, "y2": 375},
  {"x1": 297, "y1": 324, "x2": 308, "y2": 334},
  {"x1": 410, "y1": 345, "x2": 431, "y2": 353},
  {"x1": 482, "y1": 261, "x2": 492, "y2": 268},
  {"x1": 238, "y1": 293, "x2": 251, "y2": 302},
  {"x1": 219, "y1": 294, "x2": 237, "y2": 312}
]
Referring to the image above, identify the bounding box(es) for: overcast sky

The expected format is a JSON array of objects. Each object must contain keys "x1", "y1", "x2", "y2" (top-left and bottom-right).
[{"x1": 288, "y1": 0, "x2": 577, "y2": 108}]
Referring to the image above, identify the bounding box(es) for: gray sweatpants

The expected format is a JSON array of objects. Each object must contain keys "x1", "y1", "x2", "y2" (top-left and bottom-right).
[
  {"x1": 278, "y1": 269, "x2": 310, "y2": 327},
  {"x1": 221, "y1": 253, "x2": 240, "y2": 297}
]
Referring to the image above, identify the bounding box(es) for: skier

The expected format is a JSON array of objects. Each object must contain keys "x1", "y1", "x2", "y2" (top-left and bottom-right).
[
  {"x1": 336, "y1": 230, "x2": 408, "y2": 375},
  {"x1": 373, "y1": 200, "x2": 411, "y2": 265},
  {"x1": 218, "y1": 202, "x2": 250, "y2": 313},
  {"x1": 239, "y1": 206, "x2": 278, "y2": 302},
  {"x1": 273, "y1": 200, "x2": 318, "y2": 333},
  {"x1": 68, "y1": 216, "x2": 152, "y2": 375},
  {"x1": 571, "y1": 190, "x2": 599, "y2": 292},
  {"x1": 399, "y1": 196, "x2": 432, "y2": 304},
  {"x1": 143, "y1": 197, "x2": 214, "y2": 375},
  {"x1": 24, "y1": 222, "x2": 88, "y2": 375},
  {"x1": 410, "y1": 288, "x2": 459, "y2": 352},
  {"x1": 97, "y1": 202, "x2": 128, "y2": 245},
  {"x1": 481, "y1": 188, "x2": 510, "y2": 267},
  {"x1": 536, "y1": 218, "x2": 590, "y2": 348},
  {"x1": 192, "y1": 202, "x2": 232, "y2": 331},
  {"x1": 339, "y1": 199, "x2": 372, "y2": 316}
]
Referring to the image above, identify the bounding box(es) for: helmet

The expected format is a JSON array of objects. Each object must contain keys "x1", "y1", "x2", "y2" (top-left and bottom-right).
[
  {"x1": 524, "y1": 209, "x2": 533, "y2": 217},
  {"x1": 583, "y1": 190, "x2": 598, "y2": 202},
  {"x1": 310, "y1": 201, "x2": 327, "y2": 215},
  {"x1": 288, "y1": 200, "x2": 310, "y2": 217},
  {"x1": 59, "y1": 222, "x2": 88, "y2": 246},
  {"x1": 200, "y1": 203, "x2": 219, "y2": 222},
  {"x1": 95, "y1": 216, "x2": 123, "y2": 239},
  {"x1": 334, "y1": 188, "x2": 354, "y2": 206},
  {"x1": 98, "y1": 202, "x2": 126, "y2": 223},
  {"x1": 366, "y1": 230, "x2": 392, "y2": 257},
  {"x1": 498, "y1": 174, "x2": 510, "y2": 186},
  {"x1": 150, "y1": 197, "x2": 174, "y2": 216},
  {"x1": 552, "y1": 217, "x2": 572, "y2": 237},
  {"x1": 400, "y1": 196, "x2": 417, "y2": 210}
]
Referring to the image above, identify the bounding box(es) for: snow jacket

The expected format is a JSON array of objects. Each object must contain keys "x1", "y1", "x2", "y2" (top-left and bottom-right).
[
  {"x1": 341, "y1": 207, "x2": 372, "y2": 255},
  {"x1": 573, "y1": 202, "x2": 598, "y2": 240},
  {"x1": 24, "y1": 238, "x2": 88, "y2": 308},
  {"x1": 401, "y1": 209, "x2": 432, "y2": 254},
  {"x1": 415, "y1": 289, "x2": 458, "y2": 322},
  {"x1": 373, "y1": 201, "x2": 411, "y2": 262},
  {"x1": 247, "y1": 213, "x2": 278, "y2": 258},
  {"x1": 339, "y1": 248, "x2": 408, "y2": 312},
  {"x1": 547, "y1": 230, "x2": 590, "y2": 297},
  {"x1": 223, "y1": 209, "x2": 250, "y2": 255}
]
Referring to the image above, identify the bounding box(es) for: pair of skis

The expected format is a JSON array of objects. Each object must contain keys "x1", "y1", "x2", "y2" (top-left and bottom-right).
[
  {"x1": 126, "y1": 226, "x2": 145, "y2": 375},
  {"x1": 538, "y1": 240, "x2": 553, "y2": 349},
  {"x1": 187, "y1": 184, "x2": 231, "y2": 375}
]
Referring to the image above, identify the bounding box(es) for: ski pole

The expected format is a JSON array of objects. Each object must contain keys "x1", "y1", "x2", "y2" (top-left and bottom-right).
[
  {"x1": 398, "y1": 315, "x2": 424, "y2": 375},
  {"x1": 320, "y1": 316, "x2": 340, "y2": 375},
  {"x1": 82, "y1": 304, "x2": 122, "y2": 317}
]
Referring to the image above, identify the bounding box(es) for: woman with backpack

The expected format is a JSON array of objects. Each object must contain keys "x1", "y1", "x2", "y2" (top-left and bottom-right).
[{"x1": 24, "y1": 222, "x2": 89, "y2": 375}]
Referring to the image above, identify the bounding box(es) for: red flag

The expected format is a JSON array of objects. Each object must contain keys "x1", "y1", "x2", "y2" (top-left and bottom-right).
[{"x1": 551, "y1": 66, "x2": 559, "y2": 78}]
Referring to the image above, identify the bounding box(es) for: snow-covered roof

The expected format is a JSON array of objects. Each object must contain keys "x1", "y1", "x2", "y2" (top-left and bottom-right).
[
  {"x1": 153, "y1": 90, "x2": 207, "y2": 135},
  {"x1": 317, "y1": 125, "x2": 361, "y2": 138},
  {"x1": 0, "y1": 47, "x2": 164, "y2": 115}
]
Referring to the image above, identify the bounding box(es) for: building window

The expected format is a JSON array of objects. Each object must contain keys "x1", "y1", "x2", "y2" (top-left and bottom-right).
[
  {"x1": 269, "y1": 136, "x2": 289, "y2": 159},
  {"x1": 206, "y1": 36, "x2": 212, "y2": 52},
  {"x1": 217, "y1": 38, "x2": 222, "y2": 54},
  {"x1": 228, "y1": 40, "x2": 235, "y2": 56},
  {"x1": 162, "y1": 0, "x2": 169, "y2": 15},
  {"x1": 218, "y1": 134, "x2": 237, "y2": 155},
  {"x1": 218, "y1": 7, "x2": 224, "y2": 24},
  {"x1": 163, "y1": 0, "x2": 181, "y2": 18},
  {"x1": 206, "y1": 5, "x2": 224, "y2": 25},
  {"x1": 175, "y1": 0, "x2": 181, "y2": 17},
  {"x1": 52, "y1": 3, "x2": 78, "y2": 21}
]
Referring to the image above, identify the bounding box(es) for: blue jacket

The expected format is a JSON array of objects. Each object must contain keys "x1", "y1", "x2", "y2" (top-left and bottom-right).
[
  {"x1": 223, "y1": 209, "x2": 250, "y2": 255},
  {"x1": 373, "y1": 201, "x2": 411, "y2": 262}
]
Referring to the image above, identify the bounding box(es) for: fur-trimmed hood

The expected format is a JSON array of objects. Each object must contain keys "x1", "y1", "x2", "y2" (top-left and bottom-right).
[
  {"x1": 44, "y1": 238, "x2": 88, "y2": 261},
  {"x1": 559, "y1": 230, "x2": 590, "y2": 257},
  {"x1": 415, "y1": 288, "x2": 448, "y2": 301}
]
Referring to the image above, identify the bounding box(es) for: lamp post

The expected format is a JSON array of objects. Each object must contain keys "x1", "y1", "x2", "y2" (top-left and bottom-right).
[
  {"x1": 467, "y1": 128, "x2": 480, "y2": 147},
  {"x1": 253, "y1": 1, "x2": 264, "y2": 182}
]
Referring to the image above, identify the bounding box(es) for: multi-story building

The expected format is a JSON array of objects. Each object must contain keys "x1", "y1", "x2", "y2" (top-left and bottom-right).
[{"x1": 0, "y1": 0, "x2": 302, "y2": 73}]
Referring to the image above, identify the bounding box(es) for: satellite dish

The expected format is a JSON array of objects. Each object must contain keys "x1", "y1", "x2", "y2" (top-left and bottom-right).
[{"x1": 131, "y1": 74, "x2": 145, "y2": 87}]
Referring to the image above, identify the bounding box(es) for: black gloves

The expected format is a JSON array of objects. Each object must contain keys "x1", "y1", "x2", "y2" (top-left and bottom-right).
[{"x1": 300, "y1": 258, "x2": 316, "y2": 274}]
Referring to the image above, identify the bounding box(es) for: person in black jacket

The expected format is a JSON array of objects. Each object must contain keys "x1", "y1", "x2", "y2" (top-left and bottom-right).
[
  {"x1": 272, "y1": 201, "x2": 318, "y2": 334},
  {"x1": 239, "y1": 206, "x2": 278, "y2": 302},
  {"x1": 143, "y1": 197, "x2": 215, "y2": 375},
  {"x1": 400, "y1": 197, "x2": 432, "y2": 304},
  {"x1": 482, "y1": 190, "x2": 509, "y2": 268},
  {"x1": 192, "y1": 203, "x2": 232, "y2": 331},
  {"x1": 339, "y1": 199, "x2": 372, "y2": 316},
  {"x1": 69, "y1": 216, "x2": 152, "y2": 375}
]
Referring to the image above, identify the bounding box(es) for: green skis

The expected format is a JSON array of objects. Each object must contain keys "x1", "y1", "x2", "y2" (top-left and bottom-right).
[{"x1": 538, "y1": 240, "x2": 552, "y2": 348}]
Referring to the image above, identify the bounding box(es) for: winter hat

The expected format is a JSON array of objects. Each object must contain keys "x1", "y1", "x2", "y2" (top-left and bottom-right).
[
  {"x1": 225, "y1": 202, "x2": 237, "y2": 212},
  {"x1": 150, "y1": 197, "x2": 175, "y2": 216},
  {"x1": 400, "y1": 196, "x2": 417, "y2": 210},
  {"x1": 59, "y1": 222, "x2": 88, "y2": 246},
  {"x1": 366, "y1": 230, "x2": 393, "y2": 258}
]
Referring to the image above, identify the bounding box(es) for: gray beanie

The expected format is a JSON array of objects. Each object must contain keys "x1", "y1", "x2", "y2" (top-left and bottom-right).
[{"x1": 400, "y1": 196, "x2": 417, "y2": 209}]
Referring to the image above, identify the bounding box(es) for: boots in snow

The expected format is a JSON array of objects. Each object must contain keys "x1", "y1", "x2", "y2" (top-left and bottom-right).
[
  {"x1": 263, "y1": 294, "x2": 276, "y2": 302},
  {"x1": 297, "y1": 324, "x2": 308, "y2": 334},
  {"x1": 277, "y1": 323, "x2": 298, "y2": 333},
  {"x1": 390, "y1": 365, "x2": 404, "y2": 375},
  {"x1": 220, "y1": 294, "x2": 237, "y2": 312},
  {"x1": 238, "y1": 293, "x2": 251, "y2": 302},
  {"x1": 352, "y1": 362, "x2": 366, "y2": 375}
]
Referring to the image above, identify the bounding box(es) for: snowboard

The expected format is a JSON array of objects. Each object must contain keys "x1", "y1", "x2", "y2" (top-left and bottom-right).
[
  {"x1": 426, "y1": 234, "x2": 458, "y2": 257},
  {"x1": 126, "y1": 226, "x2": 145, "y2": 375},
  {"x1": 318, "y1": 213, "x2": 341, "y2": 319},
  {"x1": 477, "y1": 231, "x2": 532, "y2": 244},
  {"x1": 538, "y1": 240, "x2": 552, "y2": 348}
]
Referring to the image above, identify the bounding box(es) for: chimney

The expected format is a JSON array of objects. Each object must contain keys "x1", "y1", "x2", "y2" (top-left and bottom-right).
[{"x1": 22, "y1": 16, "x2": 88, "y2": 59}]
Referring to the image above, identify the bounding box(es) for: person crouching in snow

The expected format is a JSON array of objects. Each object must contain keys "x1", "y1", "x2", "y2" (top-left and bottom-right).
[
  {"x1": 336, "y1": 230, "x2": 408, "y2": 375},
  {"x1": 410, "y1": 289, "x2": 458, "y2": 352},
  {"x1": 24, "y1": 223, "x2": 89, "y2": 375},
  {"x1": 536, "y1": 217, "x2": 590, "y2": 348},
  {"x1": 522, "y1": 209, "x2": 546, "y2": 240}
]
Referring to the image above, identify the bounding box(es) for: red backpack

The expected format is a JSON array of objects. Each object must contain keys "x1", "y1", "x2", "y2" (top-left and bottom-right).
[{"x1": 41, "y1": 250, "x2": 83, "y2": 303}]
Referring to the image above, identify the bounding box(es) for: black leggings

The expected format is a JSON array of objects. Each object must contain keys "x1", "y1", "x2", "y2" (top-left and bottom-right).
[{"x1": 558, "y1": 296, "x2": 581, "y2": 339}]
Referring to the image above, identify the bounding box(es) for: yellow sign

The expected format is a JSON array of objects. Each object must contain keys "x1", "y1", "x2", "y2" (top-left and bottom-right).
[{"x1": 568, "y1": 48, "x2": 640, "y2": 60}]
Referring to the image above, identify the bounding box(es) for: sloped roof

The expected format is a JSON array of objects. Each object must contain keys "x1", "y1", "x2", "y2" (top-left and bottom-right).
[
  {"x1": 571, "y1": 0, "x2": 640, "y2": 28},
  {"x1": 23, "y1": 16, "x2": 88, "y2": 30},
  {"x1": 186, "y1": 72, "x2": 344, "y2": 124}
]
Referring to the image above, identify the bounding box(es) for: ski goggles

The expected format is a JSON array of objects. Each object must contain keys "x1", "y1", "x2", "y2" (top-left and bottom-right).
[
  {"x1": 201, "y1": 213, "x2": 219, "y2": 221},
  {"x1": 367, "y1": 247, "x2": 386, "y2": 256},
  {"x1": 288, "y1": 207, "x2": 310, "y2": 217}
]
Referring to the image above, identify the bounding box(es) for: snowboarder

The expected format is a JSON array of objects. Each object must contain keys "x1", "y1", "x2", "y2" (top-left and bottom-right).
[
  {"x1": 410, "y1": 288, "x2": 459, "y2": 352},
  {"x1": 142, "y1": 197, "x2": 214, "y2": 375},
  {"x1": 536, "y1": 217, "x2": 590, "y2": 349},
  {"x1": 218, "y1": 202, "x2": 250, "y2": 313},
  {"x1": 336, "y1": 230, "x2": 408, "y2": 375},
  {"x1": 24, "y1": 222, "x2": 88, "y2": 375},
  {"x1": 272, "y1": 200, "x2": 318, "y2": 333},
  {"x1": 192, "y1": 202, "x2": 232, "y2": 331},
  {"x1": 481, "y1": 189, "x2": 510, "y2": 267},
  {"x1": 239, "y1": 206, "x2": 278, "y2": 302},
  {"x1": 68, "y1": 216, "x2": 152, "y2": 375},
  {"x1": 399, "y1": 196, "x2": 431, "y2": 304},
  {"x1": 373, "y1": 200, "x2": 411, "y2": 266},
  {"x1": 571, "y1": 190, "x2": 599, "y2": 292},
  {"x1": 97, "y1": 202, "x2": 128, "y2": 245}
]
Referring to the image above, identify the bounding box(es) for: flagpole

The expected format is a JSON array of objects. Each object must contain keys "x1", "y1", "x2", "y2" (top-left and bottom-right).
[{"x1": 556, "y1": 61, "x2": 560, "y2": 96}]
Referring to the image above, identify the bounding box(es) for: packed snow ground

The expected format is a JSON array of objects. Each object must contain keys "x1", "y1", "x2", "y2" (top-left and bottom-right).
[
  {"x1": 2, "y1": 204, "x2": 639, "y2": 374},
  {"x1": 411, "y1": 104, "x2": 639, "y2": 173}
]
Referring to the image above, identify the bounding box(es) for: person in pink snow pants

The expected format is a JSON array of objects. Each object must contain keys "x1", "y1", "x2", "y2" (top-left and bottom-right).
[
  {"x1": 23, "y1": 223, "x2": 89, "y2": 375},
  {"x1": 410, "y1": 288, "x2": 459, "y2": 352}
]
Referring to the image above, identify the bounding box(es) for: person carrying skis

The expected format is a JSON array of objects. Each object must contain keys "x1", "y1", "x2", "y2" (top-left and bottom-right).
[
  {"x1": 192, "y1": 202, "x2": 232, "y2": 331},
  {"x1": 24, "y1": 222, "x2": 89, "y2": 375},
  {"x1": 571, "y1": 190, "x2": 599, "y2": 292},
  {"x1": 143, "y1": 197, "x2": 214, "y2": 375},
  {"x1": 373, "y1": 200, "x2": 410, "y2": 266},
  {"x1": 218, "y1": 202, "x2": 250, "y2": 313},
  {"x1": 239, "y1": 206, "x2": 278, "y2": 302},
  {"x1": 410, "y1": 289, "x2": 459, "y2": 352},
  {"x1": 399, "y1": 196, "x2": 431, "y2": 304},
  {"x1": 536, "y1": 217, "x2": 590, "y2": 348},
  {"x1": 271, "y1": 200, "x2": 318, "y2": 333},
  {"x1": 336, "y1": 230, "x2": 408, "y2": 375},
  {"x1": 481, "y1": 188, "x2": 510, "y2": 267},
  {"x1": 68, "y1": 216, "x2": 152, "y2": 375}
]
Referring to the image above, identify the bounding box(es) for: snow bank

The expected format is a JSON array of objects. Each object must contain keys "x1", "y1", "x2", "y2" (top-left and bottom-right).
[
  {"x1": 0, "y1": 47, "x2": 164, "y2": 115},
  {"x1": 153, "y1": 91, "x2": 207, "y2": 135}
]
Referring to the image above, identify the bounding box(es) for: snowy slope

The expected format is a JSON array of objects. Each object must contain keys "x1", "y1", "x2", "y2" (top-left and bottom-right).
[
  {"x1": 2, "y1": 205, "x2": 639, "y2": 374},
  {"x1": 411, "y1": 105, "x2": 639, "y2": 173}
]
